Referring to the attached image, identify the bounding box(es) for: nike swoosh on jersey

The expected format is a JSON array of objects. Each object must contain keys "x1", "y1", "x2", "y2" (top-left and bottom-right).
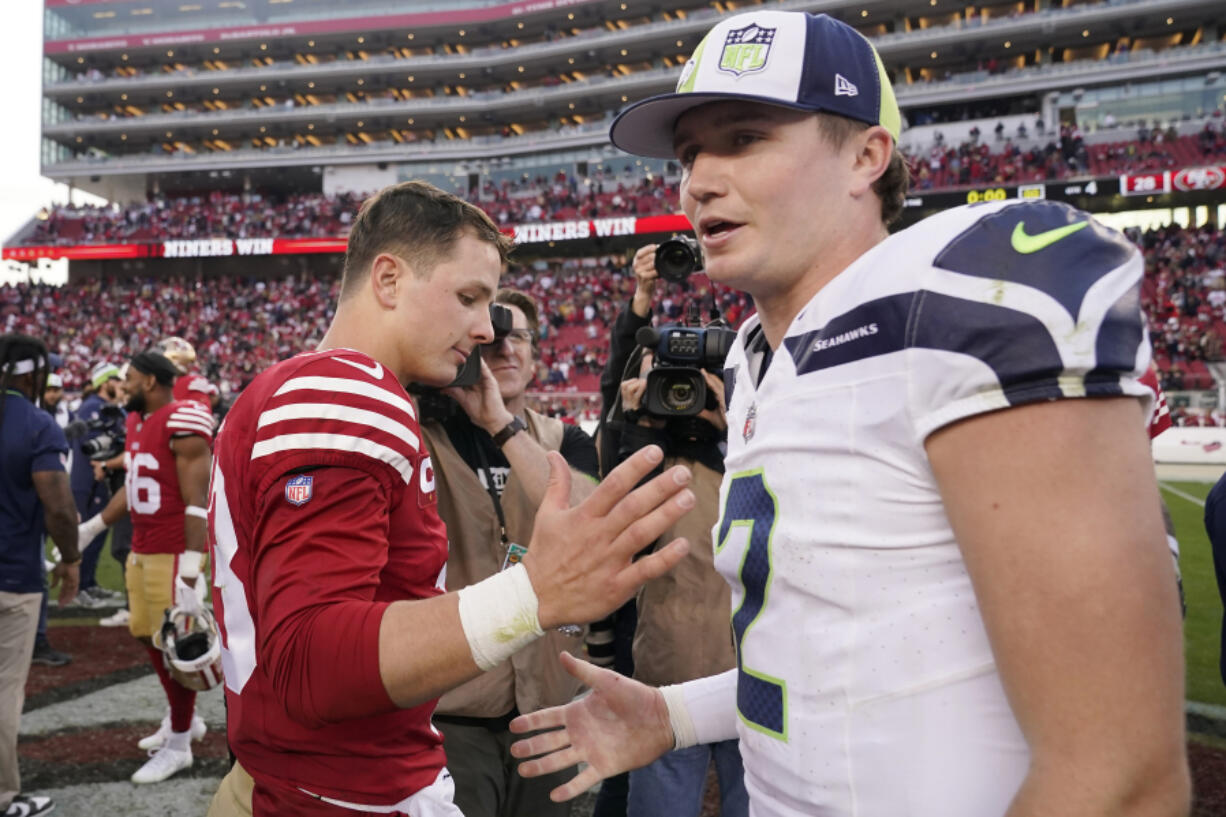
[
  {"x1": 334, "y1": 357, "x2": 384, "y2": 379},
  {"x1": 1010, "y1": 220, "x2": 1089, "y2": 254}
]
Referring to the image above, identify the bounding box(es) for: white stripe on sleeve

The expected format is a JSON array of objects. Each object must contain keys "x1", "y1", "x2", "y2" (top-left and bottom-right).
[
  {"x1": 256, "y1": 402, "x2": 420, "y2": 452},
  {"x1": 170, "y1": 412, "x2": 214, "y2": 427},
  {"x1": 251, "y1": 433, "x2": 414, "y2": 484},
  {"x1": 273, "y1": 376, "x2": 416, "y2": 421},
  {"x1": 171, "y1": 414, "x2": 214, "y2": 429},
  {"x1": 168, "y1": 420, "x2": 216, "y2": 437}
]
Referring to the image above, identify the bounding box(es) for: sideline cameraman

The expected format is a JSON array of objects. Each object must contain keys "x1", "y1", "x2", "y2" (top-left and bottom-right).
[
  {"x1": 598, "y1": 245, "x2": 747, "y2": 817},
  {"x1": 420, "y1": 289, "x2": 600, "y2": 817},
  {"x1": 67, "y1": 362, "x2": 127, "y2": 608}
]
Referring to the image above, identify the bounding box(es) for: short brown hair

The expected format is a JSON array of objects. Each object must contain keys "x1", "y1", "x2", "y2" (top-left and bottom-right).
[
  {"x1": 815, "y1": 114, "x2": 910, "y2": 227},
  {"x1": 341, "y1": 180, "x2": 514, "y2": 298},
  {"x1": 495, "y1": 288, "x2": 540, "y2": 358}
]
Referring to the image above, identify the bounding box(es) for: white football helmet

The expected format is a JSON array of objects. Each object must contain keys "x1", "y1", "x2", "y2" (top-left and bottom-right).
[
  {"x1": 157, "y1": 337, "x2": 197, "y2": 375},
  {"x1": 153, "y1": 605, "x2": 225, "y2": 692}
]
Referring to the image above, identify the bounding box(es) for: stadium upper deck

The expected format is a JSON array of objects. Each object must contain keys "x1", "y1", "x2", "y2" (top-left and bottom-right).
[{"x1": 39, "y1": 0, "x2": 1226, "y2": 204}]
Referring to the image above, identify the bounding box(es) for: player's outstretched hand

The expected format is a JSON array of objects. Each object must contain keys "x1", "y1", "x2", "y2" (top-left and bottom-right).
[
  {"x1": 523, "y1": 445, "x2": 692, "y2": 629},
  {"x1": 509, "y1": 651, "x2": 674, "y2": 802},
  {"x1": 49, "y1": 561, "x2": 80, "y2": 607}
]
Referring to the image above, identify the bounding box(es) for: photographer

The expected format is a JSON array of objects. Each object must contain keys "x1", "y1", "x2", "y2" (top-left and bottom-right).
[
  {"x1": 65, "y1": 362, "x2": 127, "y2": 609},
  {"x1": 598, "y1": 244, "x2": 747, "y2": 817},
  {"x1": 420, "y1": 289, "x2": 600, "y2": 817}
]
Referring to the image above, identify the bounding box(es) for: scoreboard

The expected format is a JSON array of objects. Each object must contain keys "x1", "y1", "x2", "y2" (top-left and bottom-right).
[
  {"x1": 904, "y1": 179, "x2": 1116, "y2": 212},
  {"x1": 1120, "y1": 166, "x2": 1226, "y2": 197}
]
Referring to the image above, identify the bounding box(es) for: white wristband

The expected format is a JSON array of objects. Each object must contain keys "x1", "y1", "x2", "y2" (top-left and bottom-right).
[
  {"x1": 185, "y1": 505, "x2": 208, "y2": 520},
  {"x1": 660, "y1": 669, "x2": 740, "y2": 750},
  {"x1": 456, "y1": 564, "x2": 545, "y2": 671},
  {"x1": 78, "y1": 514, "x2": 108, "y2": 543},
  {"x1": 178, "y1": 550, "x2": 205, "y2": 580}
]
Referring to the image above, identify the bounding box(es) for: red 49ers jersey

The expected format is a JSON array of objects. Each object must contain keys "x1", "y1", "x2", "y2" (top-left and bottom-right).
[
  {"x1": 1139, "y1": 364, "x2": 1172, "y2": 439},
  {"x1": 173, "y1": 370, "x2": 219, "y2": 408},
  {"x1": 125, "y1": 400, "x2": 215, "y2": 554},
  {"x1": 206, "y1": 347, "x2": 448, "y2": 812}
]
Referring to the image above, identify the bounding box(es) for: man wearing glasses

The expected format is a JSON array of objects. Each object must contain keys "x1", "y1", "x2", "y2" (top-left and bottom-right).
[{"x1": 419, "y1": 288, "x2": 600, "y2": 817}]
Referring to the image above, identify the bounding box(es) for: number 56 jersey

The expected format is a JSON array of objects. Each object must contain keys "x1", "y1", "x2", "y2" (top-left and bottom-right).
[{"x1": 714, "y1": 201, "x2": 1152, "y2": 817}]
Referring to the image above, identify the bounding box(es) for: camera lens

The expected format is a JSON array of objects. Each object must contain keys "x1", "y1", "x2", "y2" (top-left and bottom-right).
[
  {"x1": 664, "y1": 380, "x2": 698, "y2": 412},
  {"x1": 655, "y1": 237, "x2": 701, "y2": 283}
]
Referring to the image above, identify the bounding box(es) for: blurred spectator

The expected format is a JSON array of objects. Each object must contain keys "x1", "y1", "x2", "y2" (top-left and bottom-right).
[
  {"x1": 43, "y1": 373, "x2": 68, "y2": 430},
  {"x1": 66, "y1": 363, "x2": 126, "y2": 611}
]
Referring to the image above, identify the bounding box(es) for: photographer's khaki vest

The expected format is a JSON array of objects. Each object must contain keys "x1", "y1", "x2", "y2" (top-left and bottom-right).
[
  {"x1": 422, "y1": 410, "x2": 586, "y2": 718},
  {"x1": 632, "y1": 459, "x2": 736, "y2": 688}
]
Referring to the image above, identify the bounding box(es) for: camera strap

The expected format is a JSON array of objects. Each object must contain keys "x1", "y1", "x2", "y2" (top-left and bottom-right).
[{"x1": 471, "y1": 434, "x2": 510, "y2": 547}]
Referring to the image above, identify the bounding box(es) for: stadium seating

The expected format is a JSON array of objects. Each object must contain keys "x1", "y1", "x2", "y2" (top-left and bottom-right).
[
  {"x1": 0, "y1": 254, "x2": 753, "y2": 415},
  {"x1": 14, "y1": 120, "x2": 1226, "y2": 249},
  {"x1": 3, "y1": 223, "x2": 1221, "y2": 425}
]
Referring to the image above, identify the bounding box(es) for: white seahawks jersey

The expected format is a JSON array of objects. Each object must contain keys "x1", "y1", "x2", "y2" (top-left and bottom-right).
[{"x1": 714, "y1": 200, "x2": 1150, "y2": 817}]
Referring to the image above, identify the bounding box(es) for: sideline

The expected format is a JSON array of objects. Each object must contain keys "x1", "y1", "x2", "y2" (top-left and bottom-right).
[
  {"x1": 1189, "y1": 701, "x2": 1226, "y2": 739},
  {"x1": 1159, "y1": 482, "x2": 1207, "y2": 508}
]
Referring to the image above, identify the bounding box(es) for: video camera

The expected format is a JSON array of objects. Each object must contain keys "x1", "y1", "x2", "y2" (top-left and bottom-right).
[
  {"x1": 63, "y1": 403, "x2": 127, "y2": 461},
  {"x1": 634, "y1": 323, "x2": 736, "y2": 417},
  {"x1": 654, "y1": 235, "x2": 703, "y2": 283},
  {"x1": 411, "y1": 303, "x2": 514, "y2": 420}
]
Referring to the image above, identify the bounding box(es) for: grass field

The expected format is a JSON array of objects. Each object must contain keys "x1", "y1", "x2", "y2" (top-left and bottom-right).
[{"x1": 1160, "y1": 480, "x2": 1226, "y2": 708}]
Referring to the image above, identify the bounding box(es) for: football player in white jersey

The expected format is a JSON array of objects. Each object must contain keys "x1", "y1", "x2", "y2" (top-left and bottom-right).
[{"x1": 509, "y1": 11, "x2": 1189, "y2": 817}]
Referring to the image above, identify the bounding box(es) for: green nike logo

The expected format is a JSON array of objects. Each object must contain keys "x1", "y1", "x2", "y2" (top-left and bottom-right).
[{"x1": 1010, "y1": 220, "x2": 1089, "y2": 254}]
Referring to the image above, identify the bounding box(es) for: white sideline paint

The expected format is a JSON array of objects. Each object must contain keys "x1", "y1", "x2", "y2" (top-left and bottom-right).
[
  {"x1": 1159, "y1": 482, "x2": 1208, "y2": 508},
  {"x1": 19, "y1": 674, "x2": 224, "y2": 736}
]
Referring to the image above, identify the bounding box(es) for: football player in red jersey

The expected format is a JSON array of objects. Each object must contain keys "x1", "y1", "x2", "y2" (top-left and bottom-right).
[
  {"x1": 104, "y1": 350, "x2": 215, "y2": 784},
  {"x1": 204, "y1": 181, "x2": 696, "y2": 817},
  {"x1": 160, "y1": 336, "x2": 220, "y2": 410}
]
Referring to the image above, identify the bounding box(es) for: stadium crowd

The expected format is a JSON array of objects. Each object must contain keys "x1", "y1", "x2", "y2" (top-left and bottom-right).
[
  {"x1": 1136, "y1": 223, "x2": 1226, "y2": 396},
  {"x1": 21, "y1": 170, "x2": 678, "y2": 246},
  {"x1": 903, "y1": 121, "x2": 1226, "y2": 190},
  {"x1": 2, "y1": 220, "x2": 1224, "y2": 425},
  {"x1": 25, "y1": 191, "x2": 365, "y2": 246},
  {"x1": 17, "y1": 120, "x2": 1226, "y2": 247},
  {"x1": 0, "y1": 254, "x2": 754, "y2": 423}
]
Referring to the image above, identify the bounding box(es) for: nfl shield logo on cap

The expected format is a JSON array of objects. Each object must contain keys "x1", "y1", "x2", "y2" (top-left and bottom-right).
[
  {"x1": 610, "y1": 11, "x2": 902, "y2": 159},
  {"x1": 285, "y1": 475, "x2": 313, "y2": 506},
  {"x1": 719, "y1": 23, "x2": 776, "y2": 77}
]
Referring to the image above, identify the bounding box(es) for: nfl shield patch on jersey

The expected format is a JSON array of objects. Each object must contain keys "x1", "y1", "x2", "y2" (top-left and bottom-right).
[{"x1": 285, "y1": 475, "x2": 313, "y2": 506}]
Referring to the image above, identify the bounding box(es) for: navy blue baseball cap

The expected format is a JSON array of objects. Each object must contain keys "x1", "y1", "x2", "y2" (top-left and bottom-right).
[{"x1": 610, "y1": 11, "x2": 901, "y2": 159}]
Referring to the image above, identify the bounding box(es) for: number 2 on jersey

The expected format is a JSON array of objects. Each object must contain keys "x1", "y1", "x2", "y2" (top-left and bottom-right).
[{"x1": 717, "y1": 469, "x2": 787, "y2": 741}]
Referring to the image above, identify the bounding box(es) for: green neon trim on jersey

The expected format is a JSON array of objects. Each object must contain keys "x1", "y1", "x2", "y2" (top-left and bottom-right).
[{"x1": 718, "y1": 467, "x2": 789, "y2": 742}]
